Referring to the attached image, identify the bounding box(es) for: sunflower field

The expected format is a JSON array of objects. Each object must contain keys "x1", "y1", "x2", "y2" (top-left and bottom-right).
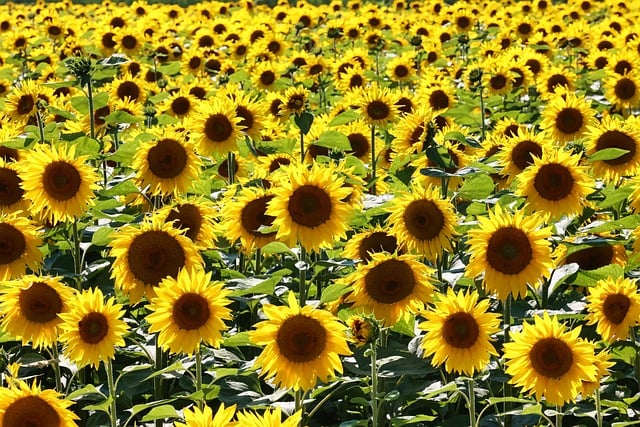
[{"x1": 3, "y1": 0, "x2": 640, "y2": 425}]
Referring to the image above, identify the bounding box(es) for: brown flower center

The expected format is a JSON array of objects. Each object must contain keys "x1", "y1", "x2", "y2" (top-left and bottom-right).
[
  {"x1": 0, "y1": 167, "x2": 24, "y2": 207},
  {"x1": 603, "y1": 293, "x2": 631, "y2": 324},
  {"x1": 366, "y1": 100, "x2": 390, "y2": 121},
  {"x1": 486, "y1": 227, "x2": 533, "y2": 274},
  {"x1": 122, "y1": 34, "x2": 137, "y2": 50},
  {"x1": 530, "y1": 337, "x2": 573, "y2": 379},
  {"x1": 555, "y1": 108, "x2": 584, "y2": 135},
  {"x1": 347, "y1": 133, "x2": 369, "y2": 158},
  {"x1": 147, "y1": 138, "x2": 188, "y2": 179},
  {"x1": 204, "y1": 114, "x2": 233, "y2": 142},
  {"x1": 429, "y1": 90, "x2": 450, "y2": 110},
  {"x1": 525, "y1": 58, "x2": 541, "y2": 75},
  {"x1": 443, "y1": 312, "x2": 479, "y2": 348},
  {"x1": 0, "y1": 147, "x2": 19, "y2": 162},
  {"x1": 17, "y1": 95, "x2": 35, "y2": 116},
  {"x1": 3, "y1": 396, "x2": 61, "y2": 427},
  {"x1": 276, "y1": 314, "x2": 327, "y2": 363},
  {"x1": 166, "y1": 204, "x2": 202, "y2": 241},
  {"x1": 127, "y1": 230, "x2": 185, "y2": 286},
  {"x1": 116, "y1": 81, "x2": 141, "y2": 102},
  {"x1": 172, "y1": 292, "x2": 210, "y2": 330},
  {"x1": 79, "y1": 312, "x2": 109, "y2": 344},
  {"x1": 394, "y1": 65, "x2": 409, "y2": 78},
  {"x1": 614, "y1": 60, "x2": 633, "y2": 75},
  {"x1": 0, "y1": 223, "x2": 26, "y2": 265},
  {"x1": 533, "y1": 163, "x2": 574, "y2": 201},
  {"x1": 42, "y1": 161, "x2": 82, "y2": 202},
  {"x1": 511, "y1": 140, "x2": 543, "y2": 171},
  {"x1": 490, "y1": 75, "x2": 508, "y2": 90},
  {"x1": 188, "y1": 57, "x2": 202, "y2": 70},
  {"x1": 565, "y1": 245, "x2": 613, "y2": 270},
  {"x1": 595, "y1": 130, "x2": 636, "y2": 165},
  {"x1": 409, "y1": 125, "x2": 425, "y2": 146},
  {"x1": 287, "y1": 185, "x2": 332, "y2": 228},
  {"x1": 171, "y1": 97, "x2": 191, "y2": 116},
  {"x1": 19, "y1": 282, "x2": 62, "y2": 324},
  {"x1": 236, "y1": 106, "x2": 254, "y2": 132},
  {"x1": 403, "y1": 199, "x2": 445, "y2": 241},
  {"x1": 358, "y1": 231, "x2": 399, "y2": 262},
  {"x1": 241, "y1": 195, "x2": 277, "y2": 237},
  {"x1": 260, "y1": 70, "x2": 276, "y2": 86},
  {"x1": 547, "y1": 74, "x2": 569, "y2": 93},
  {"x1": 364, "y1": 259, "x2": 416, "y2": 304},
  {"x1": 614, "y1": 77, "x2": 637, "y2": 101},
  {"x1": 269, "y1": 158, "x2": 290, "y2": 173}
]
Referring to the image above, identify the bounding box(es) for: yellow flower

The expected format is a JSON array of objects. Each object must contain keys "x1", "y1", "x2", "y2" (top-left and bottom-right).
[
  {"x1": 585, "y1": 276, "x2": 640, "y2": 343},
  {"x1": 0, "y1": 379, "x2": 79, "y2": 426}
]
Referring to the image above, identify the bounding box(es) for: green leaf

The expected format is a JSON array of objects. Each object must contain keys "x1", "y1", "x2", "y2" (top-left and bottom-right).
[
  {"x1": 90, "y1": 227, "x2": 114, "y2": 247},
  {"x1": 320, "y1": 283, "x2": 351, "y2": 305},
  {"x1": 597, "y1": 184, "x2": 633, "y2": 209},
  {"x1": 101, "y1": 179, "x2": 139, "y2": 197},
  {"x1": 586, "y1": 214, "x2": 640, "y2": 233},
  {"x1": 67, "y1": 384, "x2": 107, "y2": 400},
  {"x1": 443, "y1": 131, "x2": 467, "y2": 145},
  {"x1": 457, "y1": 173, "x2": 495, "y2": 200},
  {"x1": 230, "y1": 277, "x2": 277, "y2": 296},
  {"x1": 141, "y1": 405, "x2": 179, "y2": 422},
  {"x1": 328, "y1": 110, "x2": 360, "y2": 127},
  {"x1": 72, "y1": 136, "x2": 102, "y2": 159},
  {"x1": 574, "y1": 263, "x2": 624, "y2": 287},
  {"x1": 143, "y1": 361, "x2": 185, "y2": 381},
  {"x1": 421, "y1": 381, "x2": 459, "y2": 399},
  {"x1": 104, "y1": 110, "x2": 144, "y2": 125},
  {"x1": 224, "y1": 331, "x2": 260, "y2": 347},
  {"x1": 228, "y1": 69, "x2": 250, "y2": 84},
  {"x1": 83, "y1": 397, "x2": 113, "y2": 413},
  {"x1": 260, "y1": 241, "x2": 294, "y2": 256},
  {"x1": 294, "y1": 112, "x2": 314, "y2": 135},
  {"x1": 391, "y1": 415, "x2": 437, "y2": 426},
  {"x1": 589, "y1": 147, "x2": 630, "y2": 161},
  {"x1": 314, "y1": 130, "x2": 352, "y2": 151},
  {"x1": 158, "y1": 61, "x2": 181, "y2": 76}
]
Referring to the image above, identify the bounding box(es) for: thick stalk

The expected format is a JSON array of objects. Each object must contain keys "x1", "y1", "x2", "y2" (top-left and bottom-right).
[
  {"x1": 254, "y1": 248, "x2": 262, "y2": 275},
  {"x1": 468, "y1": 379, "x2": 476, "y2": 427},
  {"x1": 105, "y1": 360, "x2": 117, "y2": 427},
  {"x1": 227, "y1": 151, "x2": 235, "y2": 185},
  {"x1": 50, "y1": 344, "x2": 62, "y2": 393},
  {"x1": 595, "y1": 388, "x2": 602, "y2": 427},
  {"x1": 154, "y1": 339, "x2": 165, "y2": 427},
  {"x1": 370, "y1": 336, "x2": 380, "y2": 427},
  {"x1": 299, "y1": 247, "x2": 307, "y2": 306},
  {"x1": 36, "y1": 111, "x2": 46, "y2": 143},
  {"x1": 294, "y1": 389, "x2": 304, "y2": 421},
  {"x1": 370, "y1": 124, "x2": 376, "y2": 195},
  {"x1": 300, "y1": 130, "x2": 305, "y2": 163},
  {"x1": 72, "y1": 219, "x2": 82, "y2": 290},
  {"x1": 632, "y1": 327, "x2": 640, "y2": 387},
  {"x1": 479, "y1": 86, "x2": 486, "y2": 143},
  {"x1": 556, "y1": 406, "x2": 562, "y2": 427},
  {"x1": 87, "y1": 78, "x2": 96, "y2": 140},
  {"x1": 504, "y1": 295, "x2": 512, "y2": 427},
  {"x1": 195, "y1": 349, "x2": 204, "y2": 410}
]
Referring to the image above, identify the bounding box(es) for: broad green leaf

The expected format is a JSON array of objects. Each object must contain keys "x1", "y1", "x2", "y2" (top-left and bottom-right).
[
  {"x1": 91, "y1": 227, "x2": 114, "y2": 247},
  {"x1": 228, "y1": 69, "x2": 250, "y2": 84},
  {"x1": 67, "y1": 384, "x2": 107, "y2": 400},
  {"x1": 141, "y1": 405, "x2": 179, "y2": 422},
  {"x1": 586, "y1": 214, "x2": 640, "y2": 233},
  {"x1": 458, "y1": 173, "x2": 495, "y2": 200},
  {"x1": 143, "y1": 361, "x2": 185, "y2": 381},
  {"x1": 224, "y1": 331, "x2": 260, "y2": 347},
  {"x1": 597, "y1": 184, "x2": 633, "y2": 209},
  {"x1": 83, "y1": 397, "x2": 113, "y2": 413},
  {"x1": 260, "y1": 241, "x2": 294, "y2": 256},
  {"x1": 158, "y1": 61, "x2": 181, "y2": 75},
  {"x1": 589, "y1": 147, "x2": 630, "y2": 161},
  {"x1": 72, "y1": 136, "x2": 102, "y2": 159},
  {"x1": 230, "y1": 277, "x2": 277, "y2": 296},
  {"x1": 104, "y1": 110, "x2": 144, "y2": 125},
  {"x1": 574, "y1": 263, "x2": 624, "y2": 287},
  {"x1": 328, "y1": 110, "x2": 360, "y2": 127},
  {"x1": 101, "y1": 179, "x2": 139, "y2": 197},
  {"x1": 320, "y1": 283, "x2": 351, "y2": 304},
  {"x1": 294, "y1": 111, "x2": 314, "y2": 135},
  {"x1": 314, "y1": 130, "x2": 352, "y2": 151}
]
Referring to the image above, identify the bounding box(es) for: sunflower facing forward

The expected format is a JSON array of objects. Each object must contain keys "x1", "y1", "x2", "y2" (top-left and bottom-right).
[
  {"x1": 585, "y1": 276, "x2": 640, "y2": 343},
  {"x1": 420, "y1": 289, "x2": 501, "y2": 376},
  {"x1": 0, "y1": 213, "x2": 42, "y2": 280},
  {"x1": 503, "y1": 312, "x2": 598, "y2": 406},
  {"x1": 250, "y1": 292, "x2": 351, "y2": 391},
  {"x1": 189, "y1": 98, "x2": 244, "y2": 157},
  {"x1": 58, "y1": 287, "x2": 129, "y2": 369},
  {"x1": 0, "y1": 379, "x2": 79, "y2": 427},
  {"x1": 586, "y1": 115, "x2": 640, "y2": 183},
  {"x1": 19, "y1": 143, "x2": 99, "y2": 224},
  {"x1": 147, "y1": 268, "x2": 232, "y2": 355},
  {"x1": 266, "y1": 163, "x2": 353, "y2": 252},
  {"x1": 386, "y1": 184, "x2": 458, "y2": 260},
  {"x1": 466, "y1": 204, "x2": 553, "y2": 300},
  {"x1": 0, "y1": 275, "x2": 75, "y2": 349},
  {"x1": 515, "y1": 148, "x2": 595, "y2": 219},
  {"x1": 344, "y1": 252, "x2": 435, "y2": 326},
  {"x1": 540, "y1": 92, "x2": 594, "y2": 144},
  {"x1": 109, "y1": 216, "x2": 204, "y2": 303}
]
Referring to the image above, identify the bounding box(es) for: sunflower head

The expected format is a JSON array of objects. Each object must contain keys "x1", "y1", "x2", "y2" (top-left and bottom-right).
[{"x1": 585, "y1": 276, "x2": 640, "y2": 343}]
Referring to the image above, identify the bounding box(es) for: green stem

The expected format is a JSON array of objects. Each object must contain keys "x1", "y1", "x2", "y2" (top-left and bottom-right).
[
  {"x1": 632, "y1": 327, "x2": 640, "y2": 387},
  {"x1": 556, "y1": 406, "x2": 562, "y2": 427},
  {"x1": 300, "y1": 129, "x2": 305, "y2": 163},
  {"x1": 299, "y1": 247, "x2": 307, "y2": 306},
  {"x1": 50, "y1": 344, "x2": 62, "y2": 393},
  {"x1": 370, "y1": 124, "x2": 376, "y2": 195},
  {"x1": 468, "y1": 379, "x2": 476, "y2": 427},
  {"x1": 370, "y1": 335, "x2": 379, "y2": 427},
  {"x1": 154, "y1": 339, "x2": 165, "y2": 427},
  {"x1": 504, "y1": 295, "x2": 512, "y2": 427},
  {"x1": 255, "y1": 248, "x2": 262, "y2": 275},
  {"x1": 87, "y1": 77, "x2": 95, "y2": 140},
  {"x1": 195, "y1": 348, "x2": 204, "y2": 410},
  {"x1": 595, "y1": 387, "x2": 602, "y2": 427},
  {"x1": 294, "y1": 389, "x2": 304, "y2": 418},
  {"x1": 227, "y1": 151, "x2": 235, "y2": 185},
  {"x1": 479, "y1": 86, "x2": 486, "y2": 143},
  {"x1": 36, "y1": 111, "x2": 46, "y2": 143},
  {"x1": 72, "y1": 219, "x2": 82, "y2": 290},
  {"x1": 105, "y1": 360, "x2": 117, "y2": 427}
]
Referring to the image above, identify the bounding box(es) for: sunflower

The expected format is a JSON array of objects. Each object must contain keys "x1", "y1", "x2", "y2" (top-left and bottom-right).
[
  {"x1": 19, "y1": 144, "x2": 99, "y2": 224},
  {"x1": 0, "y1": 213, "x2": 42, "y2": 280},
  {"x1": 109, "y1": 216, "x2": 204, "y2": 303},
  {"x1": 356, "y1": 84, "x2": 398, "y2": 127},
  {"x1": 605, "y1": 71, "x2": 640, "y2": 111},
  {"x1": 335, "y1": 67, "x2": 368, "y2": 93},
  {"x1": 3, "y1": 80, "x2": 46, "y2": 124},
  {"x1": 346, "y1": 315, "x2": 374, "y2": 347},
  {"x1": 0, "y1": 275, "x2": 75, "y2": 349},
  {"x1": 226, "y1": 89, "x2": 267, "y2": 142},
  {"x1": 344, "y1": 252, "x2": 435, "y2": 326},
  {"x1": 503, "y1": 312, "x2": 598, "y2": 406},
  {"x1": 580, "y1": 350, "x2": 614, "y2": 398},
  {"x1": 585, "y1": 115, "x2": 640, "y2": 182},
  {"x1": 158, "y1": 88, "x2": 198, "y2": 121},
  {"x1": 235, "y1": 407, "x2": 302, "y2": 427},
  {"x1": 0, "y1": 380, "x2": 79, "y2": 427},
  {"x1": 218, "y1": 186, "x2": 278, "y2": 253},
  {"x1": 585, "y1": 276, "x2": 640, "y2": 343},
  {"x1": 266, "y1": 163, "x2": 352, "y2": 253},
  {"x1": 250, "y1": 292, "x2": 351, "y2": 391},
  {"x1": 132, "y1": 128, "x2": 202, "y2": 197},
  {"x1": 466, "y1": 204, "x2": 553, "y2": 300},
  {"x1": 342, "y1": 225, "x2": 403, "y2": 263},
  {"x1": 541, "y1": 92, "x2": 594, "y2": 143},
  {"x1": 147, "y1": 268, "x2": 232, "y2": 355},
  {"x1": 556, "y1": 240, "x2": 626, "y2": 271},
  {"x1": 515, "y1": 149, "x2": 595, "y2": 219},
  {"x1": 483, "y1": 60, "x2": 515, "y2": 96},
  {"x1": 189, "y1": 98, "x2": 244, "y2": 157},
  {"x1": 537, "y1": 65, "x2": 577, "y2": 97},
  {"x1": 251, "y1": 61, "x2": 281, "y2": 91},
  {"x1": 155, "y1": 197, "x2": 217, "y2": 250},
  {"x1": 419, "y1": 83, "x2": 455, "y2": 113},
  {"x1": 386, "y1": 184, "x2": 458, "y2": 260},
  {"x1": 386, "y1": 52, "x2": 416, "y2": 83},
  {"x1": 498, "y1": 127, "x2": 549, "y2": 184},
  {"x1": 390, "y1": 107, "x2": 435, "y2": 155},
  {"x1": 58, "y1": 287, "x2": 128, "y2": 369},
  {"x1": 280, "y1": 86, "x2": 310, "y2": 118},
  {"x1": 340, "y1": 119, "x2": 372, "y2": 161},
  {"x1": 419, "y1": 289, "x2": 501, "y2": 376},
  {"x1": 108, "y1": 72, "x2": 146, "y2": 105},
  {"x1": 0, "y1": 159, "x2": 27, "y2": 214},
  {"x1": 174, "y1": 403, "x2": 237, "y2": 427}
]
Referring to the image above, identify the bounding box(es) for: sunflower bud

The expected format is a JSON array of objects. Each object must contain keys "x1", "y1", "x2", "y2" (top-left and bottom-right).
[
  {"x1": 65, "y1": 57, "x2": 94, "y2": 86},
  {"x1": 347, "y1": 315, "x2": 376, "y2": 347}
]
